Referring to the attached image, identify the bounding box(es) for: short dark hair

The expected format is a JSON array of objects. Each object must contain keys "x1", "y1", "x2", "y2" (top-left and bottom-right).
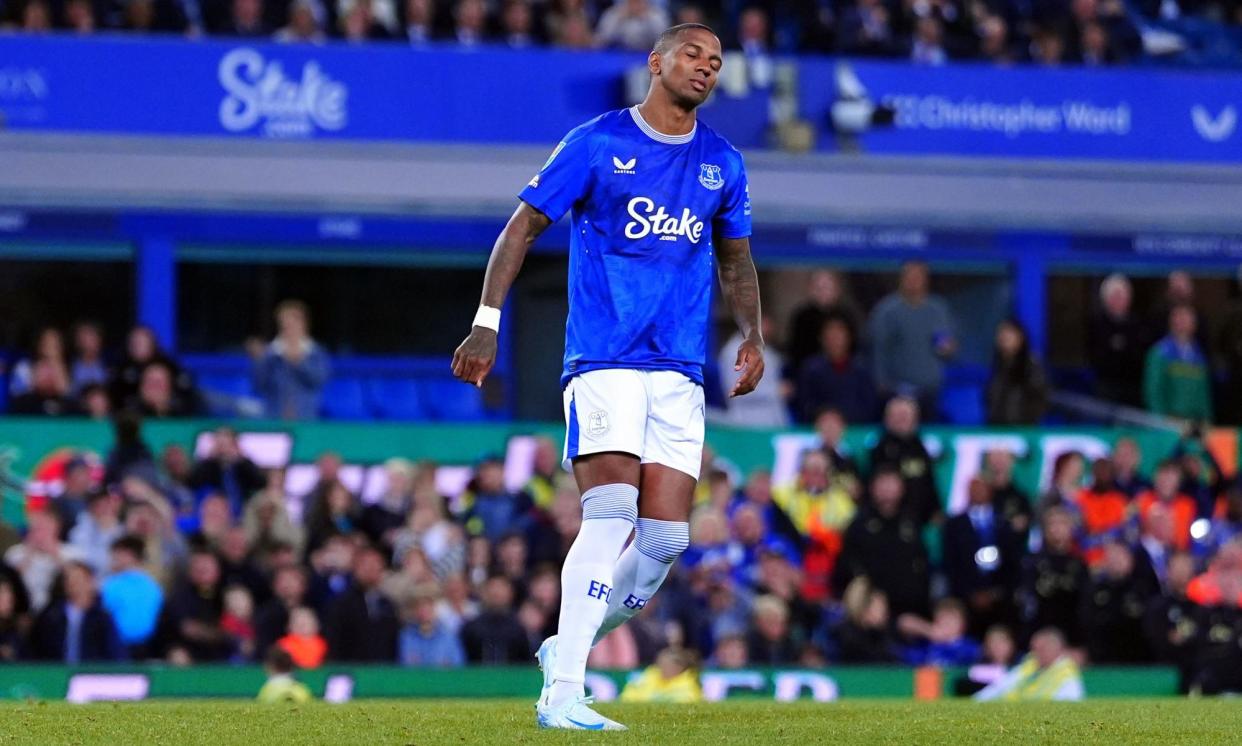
[
  {"x1": 111, "y1": 534, "x2": 146, "y2": 562},
  {"x1": 653, "y1": 23, "x2": 716, "y2": 55},
  {"x1": 265, "y1": 647, "x2": 296, "y2": 674}
]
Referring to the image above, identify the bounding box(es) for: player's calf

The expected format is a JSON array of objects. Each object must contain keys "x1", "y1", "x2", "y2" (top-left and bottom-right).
[{"x1": 593, "y1": 517, "x2": 690, "y2": 645}]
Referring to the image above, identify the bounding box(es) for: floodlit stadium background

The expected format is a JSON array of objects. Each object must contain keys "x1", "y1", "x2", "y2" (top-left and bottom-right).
[{"x1": 1, "y1": 0, "x2": 1242, "y2": 704}]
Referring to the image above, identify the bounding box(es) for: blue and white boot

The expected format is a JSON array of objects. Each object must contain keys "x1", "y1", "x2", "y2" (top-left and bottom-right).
[
  {"x1": 537, "y1": 696, "x2": 628, "y2": 731},
  {"x1": 535, "y1": 635, "x2": 558, "y2": 709}
]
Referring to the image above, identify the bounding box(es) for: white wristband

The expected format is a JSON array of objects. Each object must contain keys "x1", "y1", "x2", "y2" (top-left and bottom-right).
[{"x1": 472, "y1": 305, "x2": 501, "y2": 332}]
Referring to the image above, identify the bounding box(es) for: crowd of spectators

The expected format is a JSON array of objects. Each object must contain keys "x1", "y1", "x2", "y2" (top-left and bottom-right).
[
  {"x1": 2, "y1": 300, "x2": 329, "y2": 421},
  {"x1": 4, "y1": 408, "x2": 1242, "y2": 695},
  {"x1": 2, "y1": 0, "x2": 1239, "y2": 68}
]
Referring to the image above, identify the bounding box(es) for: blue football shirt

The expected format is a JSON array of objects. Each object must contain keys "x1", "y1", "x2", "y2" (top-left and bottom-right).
[{"x1": 519, "y1": 106, "x2": 752, "y2": 387}]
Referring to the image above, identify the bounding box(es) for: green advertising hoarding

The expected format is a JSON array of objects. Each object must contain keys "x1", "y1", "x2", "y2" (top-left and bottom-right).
[{"x1": 0, "y1": 665, "x2": 1180, "y2": 702}]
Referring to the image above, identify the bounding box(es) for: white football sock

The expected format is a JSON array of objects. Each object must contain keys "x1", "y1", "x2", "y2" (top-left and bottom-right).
[
  {"x1": 548, "y1": 483, "x2": 637, "y2": 707},
  {"x1": 592, "y1": 517, "x2": 689, "y2": 645}
]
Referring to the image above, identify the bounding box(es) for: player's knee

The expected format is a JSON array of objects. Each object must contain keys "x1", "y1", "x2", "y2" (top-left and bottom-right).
[
  {"x1": 580, "y1": 483, "x2": 639, "y2": 525},
  {"x1": 635, "y1": 517, "x2": 690, "y2": 564}
]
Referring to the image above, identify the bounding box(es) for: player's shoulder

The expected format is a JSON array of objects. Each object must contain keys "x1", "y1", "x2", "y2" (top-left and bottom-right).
[
  {"x1": 565, "y1": 109, "x2": 630, "y2": 140},
  {"x1": 695, "y1": 120, "x2": 746, "y2": 169}
]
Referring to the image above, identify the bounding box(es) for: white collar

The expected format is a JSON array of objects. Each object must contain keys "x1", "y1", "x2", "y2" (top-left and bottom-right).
[{"x1": 628, "y1": 106, "x2": 696, "y2": 145}]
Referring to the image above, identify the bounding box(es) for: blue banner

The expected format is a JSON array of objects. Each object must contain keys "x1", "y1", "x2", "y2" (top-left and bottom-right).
[
  {"x1": 2, "y1": 36, "x2": 1241, "y2": 162},
  {"x1": 798, "y1": 59, "x2": 1242, "y2": 163}
]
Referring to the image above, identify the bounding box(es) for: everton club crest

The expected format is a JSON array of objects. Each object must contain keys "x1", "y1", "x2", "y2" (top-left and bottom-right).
[{"x1": 698, "y1": 163, "x2": 724, "y2": 191}]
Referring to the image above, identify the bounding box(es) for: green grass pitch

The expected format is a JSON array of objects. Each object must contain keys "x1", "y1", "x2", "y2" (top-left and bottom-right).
[{"x1": 3, "y1": 699, "x2": 1241, "y2": 745}]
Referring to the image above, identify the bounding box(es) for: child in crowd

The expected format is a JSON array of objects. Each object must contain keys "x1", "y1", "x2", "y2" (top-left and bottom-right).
[{"x1": 277, "y1": 606, "x2": 327, "y2": 669}]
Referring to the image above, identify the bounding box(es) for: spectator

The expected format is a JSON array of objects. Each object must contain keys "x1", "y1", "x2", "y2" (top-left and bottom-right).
[
  {"x1": 594, "y1": 0, "x2": 668, "y2": 50},
  {"x1": 100, "y1": 535, "x2": 163, "y2": 653},
  {"x1": 324, "y1": 546, "x2": 399, "y2": 661},
  {"x1": 111, "y1": 326, "x2": 197, "y2": 416},
  {"x1": 1088, "y1": 274, "x2": 1148, "y2": 407},
  {"x1": 135, "y1": 362, "x2": 200, "y2": 418},
  {"x1": 870, "y1": 396, "x2": 940, "y2": 526},
  {"x1": 734, "y1": 6, "x2": 774, "y2": 87},
  {"x1": 830, "y1": 578, "x2": 899, "y2": 662},
  {"x1": 839, "y1": 0, "x2": 898, "y2": 56},
  {"x1": 1143, "y1": 552, "x2": 1198, "y2": 689},
  {"x1": 734, "y1": 468, "x2": 803, "y2": 553},
  {"x1": 1075, "y1": 457, "x2": 1131, "y2": 566},
  {"x1": 0, "y1": 576, "x2": 28, "y2": 662},
  {"x1": 69, "y1": 321, "x2": 108, "y2": 396},
  {"x1": 220, "y1": 584, "x2": 257, "y2": 660},
  {"x1": 869, "y1": 261, "x2": 956, "y2": 419},
  {"x1": 5, "y1": 511, "x2": 84, "y2": 612},
  {"x1": 910, "y1": 16, "x2": 948, "y2": 64},
  {"x1": 79, "y1": 384, "x2": 111, "y2": 420},
  {"x1": 898, "y1": 598, "x2": 981, "y2": 666},
  {"x1": 545, "y1": 0, "x2": 591, "y2": 46},
  {"x1": 255, "y1": 565, "x2": 309, "y2": 658},
  {"x1": 54, "y1": 455, "x2": 96, "y2": 537},
  {"x1": 1080, "y1": 541, "x2": 1155, "y2": 662},
  {"x1": 63, "y1": 0, "x2": 95, "y2": 30},
  {"x1": 190, "y1": 426, "x2": 266, "y2": 518},
  {"x1": 250, "y1": 300, "x2": 330, "y2": 420},
  {"x1": 982, "y1": 449, "x2": 1033, "y2": 538},
  {"x1": 459, "y1": 575, "x2": 530, "y2": 663},
  {"x1": 716, "y1": 316, "x2": 791, "y2": 428},
  {"x1": 1111, "y1": 437, "x2": 1151, "y2": 499},
  {"x1": 746, "y1": 594, "x2": 801, "y2": 665},
  {"x1": 942, "y1": 478, "x2": 1024, "y2": 634},
  {"x1": 1018, "y1": 507, "x2": 1088, "y2": 645},
  {"x1": 524, "y1": 437, "x2": 562, "y2": 510},
  {"x1": 68, "y1": 488, "x2": 125, "y2": 576},
  {"x1": 256, "y1": 648, "x2": 313, "y2": 703},
  {"x1": 1037, "y1": 451, "x2": 1084, "y2": 518},
  {"x1": 450, "y1": 0, "x2": 487, "y2": 44},
  {"x1": 620, "y1": 647, "x2": 703, "y2": 702},
  {"x1": 218, "y1": 525, "x2": 270, "y2": 606},
  {"x1": 786, "y1": 270, "x2": 864, "y2": 379},
  {"x1": 1134, "y1": 503, "x2": 1179, "y2": 591},
  {"x1": 8, "y1": 358, "x2": 76, "y2": 416},
  {"x1": 795, "y1": 314, "x2": 877, "y2": 425},
  {"x1": 460, "y1": 455, "x2": 534, "y2": 543},
  {"x1": 9, "y1": 326, "x2": 67, "y2": 397},
  {"x1": 833, "y1": 467, "x2": 931, "y2": 617},
  {"x1": 224, "y1": 0, "x2": 266, "y2": 35},
  {"x1": 501, "y1": 0, "x2": 535, "y2": 46},
  {"x1": 27, "y1": 561, "x2": 122, "y2": 662},
  {"x1": 772, "y1": 450, "x2": 854, "y2": 544},
  {"x1": 340, "y1": 0, "x2": 392, "y2": 39},
  {"x1": 975, "y1": 14, "x2": 1016, "y2": 64},
  {"x1": 402, "y1": 0, "x2": 434, "y2": 43},
  {"x1": 814, "y1": 408, "x2": 860, "y2": 488},
  {"x1": 123, "y1": 495, "x2": 187, "y2": 588},
  {"x1": 159, "y1": 444, "x2": 197, "y2": 519},
  {"x1": 985, "y1": 319, "x2": 1048, "y2": 425},
  {"x1": 166, "y1": 548, "x2": 232, "y2": 662},
  {"x1": 1136, "y1": 460, "x2": 1196, "y2": 552},
  {"x1": 243, "y1": 470, "x2": 304, "y2": 562},
  {"x1": 399, "y1": 585, "x2": 465, "y2": 667},
  {"x1": 974, "y1": 627, "x2": 1084, "y2": 701},
  {"x1": 361, "y1": 458, "x2": 415, "y2": 549},
  {"x1": 1144, "y1": 304, "x2": 1213, "y2": 422},
  {"x1": 276, "y1": 606, "x2": 327, "y2": 669},
  {"x1": 274, "y1": 0, "x2": 325, "y2": 41}
]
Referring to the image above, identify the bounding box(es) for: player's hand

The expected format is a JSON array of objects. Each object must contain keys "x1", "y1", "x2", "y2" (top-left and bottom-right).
[
  {"x1": 730, "y1": 336, "x2": 765, "y2": 398},
  {"x1": 452, "y1": 327, "x2": 497, "y2": 387}
]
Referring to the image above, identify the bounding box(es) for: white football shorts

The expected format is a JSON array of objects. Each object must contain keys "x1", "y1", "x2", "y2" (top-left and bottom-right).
[{"x1": 562, "y1": 368, "x2": 706, "y2": 480}]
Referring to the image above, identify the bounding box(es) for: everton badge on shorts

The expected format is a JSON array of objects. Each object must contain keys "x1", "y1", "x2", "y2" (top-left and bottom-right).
[
  {"x1": 587, "y1": 410, "x2": 610, "y2": 438},
  {"x1": 698, "y1": 163, "x2": 724, "y2": 191}
]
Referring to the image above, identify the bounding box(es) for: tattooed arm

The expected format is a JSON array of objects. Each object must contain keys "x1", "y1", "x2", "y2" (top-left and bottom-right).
[
  {"x1": 451, "y1": 201, "x2": 552, "y2": 386},
  {"x1": 717, "y1": 235, "x2": 765, "y2": 397}
]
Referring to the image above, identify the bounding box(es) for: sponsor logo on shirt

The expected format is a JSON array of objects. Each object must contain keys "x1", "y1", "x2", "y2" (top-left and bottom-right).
[
  {"x1": 612, "y1": 155, "x2": 636, "y2": 174},
  {"x1": 624, "y1": 196, "x2": 704, "y2": 244}
]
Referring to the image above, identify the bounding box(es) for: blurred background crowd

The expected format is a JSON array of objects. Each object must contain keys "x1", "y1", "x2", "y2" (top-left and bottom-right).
[
  {"x1": 2, "y1": 0, "x2": 1241, "y2": 68},
  {"x1": 3, "y1": 394, "x2": 1242, "y2": 695}
]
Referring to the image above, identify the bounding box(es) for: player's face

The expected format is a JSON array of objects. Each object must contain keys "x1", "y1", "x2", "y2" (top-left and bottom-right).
[{"x1": 657, "y1": 31, "x2": 723, "y2": 108}]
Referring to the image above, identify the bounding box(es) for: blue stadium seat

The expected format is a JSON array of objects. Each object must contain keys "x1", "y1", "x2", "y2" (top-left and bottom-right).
[
  {"x1": 421, "y1": 378, "x2": 486, "y2": 421},
  {"x1": 939, "y1": 384, "x2": 985, "y2": 425},
  {"x1": 195, "y1": 372, "x2": 254, "y2": 398},
  {"x1": 320, "y1": 377, "x2": 373, "y2": 420},
  {"x1": 367, "y1": 378, "x2": 427, "y2": 421}
]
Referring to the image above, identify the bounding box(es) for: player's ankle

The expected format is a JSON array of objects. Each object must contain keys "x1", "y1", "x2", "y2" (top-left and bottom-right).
[{"x1": 547, "y1": 679, "x2": 584, "y2": 707}]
